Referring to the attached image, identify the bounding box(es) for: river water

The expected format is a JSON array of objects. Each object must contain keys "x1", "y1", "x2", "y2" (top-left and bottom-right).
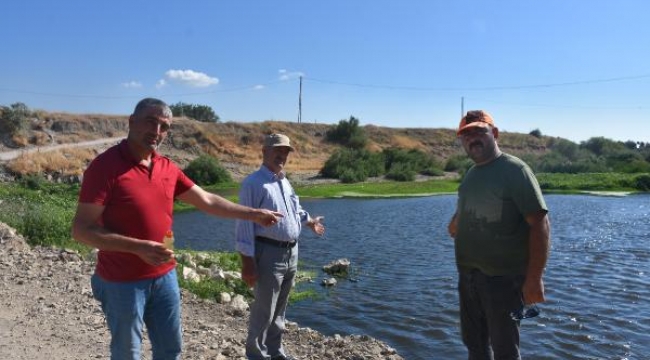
[{"x1": 173, "y1": 194, "x2": 650, "y2": 359}]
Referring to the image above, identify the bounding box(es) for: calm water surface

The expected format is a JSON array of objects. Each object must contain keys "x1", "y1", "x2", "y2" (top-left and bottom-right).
[{"x1": 173, "y1": 194, "x2": 650, "y2": 360}]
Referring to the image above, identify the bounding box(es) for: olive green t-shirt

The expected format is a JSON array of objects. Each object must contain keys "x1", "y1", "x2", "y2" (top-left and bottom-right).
[{"x1": 455, "y1": 153, "x2": 547, "y2": 276}]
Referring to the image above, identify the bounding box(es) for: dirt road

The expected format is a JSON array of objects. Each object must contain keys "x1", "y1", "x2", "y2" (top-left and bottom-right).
[{"x1": 0, "y1": 137, "x2": 124, "y2": 162}]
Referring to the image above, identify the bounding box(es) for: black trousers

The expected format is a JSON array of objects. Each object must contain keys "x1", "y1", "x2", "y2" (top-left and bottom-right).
[{"x1": 458, "y1": 270, "x2": 525, "y2": 360}]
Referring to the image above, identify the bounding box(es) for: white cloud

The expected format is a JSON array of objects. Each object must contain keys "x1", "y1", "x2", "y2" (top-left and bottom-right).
[
  {"x1": 253, "y1": 84, "x2": 265, "y2": 90},
  {"x1": 278, "y1": 69, "x2": 304, "y2": 81},
  {"x1": 164, "y1": 69, "x2": 219, "y2": 87},
  {"x1": 121, "y1": 81, "x2": 142, "y2": 88},
  {"x1": 155, "y1": 79, "x2": 167, "y2": 89}
]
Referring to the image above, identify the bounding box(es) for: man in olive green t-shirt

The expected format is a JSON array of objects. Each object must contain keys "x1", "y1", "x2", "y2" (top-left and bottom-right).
[{"x1": 448, "y1": 110, "x2": 551, "y2": 360}]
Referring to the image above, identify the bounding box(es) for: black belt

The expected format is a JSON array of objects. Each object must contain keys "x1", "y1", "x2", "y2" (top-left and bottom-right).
[{"x1": 255, "y1": 236, "x2": 297, "y2": 248}]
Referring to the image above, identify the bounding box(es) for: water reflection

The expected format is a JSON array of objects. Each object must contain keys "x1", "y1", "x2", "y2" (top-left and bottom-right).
[{"x1": 173, "y1": 194, "x2": 650, "y2": 359}]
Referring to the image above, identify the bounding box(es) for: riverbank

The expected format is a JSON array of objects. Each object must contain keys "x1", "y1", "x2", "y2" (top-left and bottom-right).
[{"x1": 0, "y1": 222, "x2": 403, "y2": 360}]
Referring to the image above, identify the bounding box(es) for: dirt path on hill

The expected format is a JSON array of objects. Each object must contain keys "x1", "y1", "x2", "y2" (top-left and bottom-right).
[{"x1": 0, "y1": 137, "x2": 124, "y2": 162}]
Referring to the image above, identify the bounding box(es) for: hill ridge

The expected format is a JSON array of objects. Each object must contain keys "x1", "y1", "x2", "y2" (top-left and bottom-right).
[{"x1": 0, "y1": 111, "x2": 552, "y2": 180}]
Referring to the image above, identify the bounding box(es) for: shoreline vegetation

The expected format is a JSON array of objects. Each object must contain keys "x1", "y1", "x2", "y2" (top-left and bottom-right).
[
  {"x1": 0, "y1": 173, "x2": 646, "y2": 252},
  {"x1": 0, "y1": 173, "x2": 642, "y2": 312},
  {"x1": 0, "y1": 174, "x2": 646, "y2": 357},
  {"x1": 0, "y1": 172, "x2": 644, "y2": 266},
  {"x1": 204, "y1": 171, "x2": 646, "y2": 198},
  {"x1": 0, "y1": 173, "x2": 646, "y2": 358}
]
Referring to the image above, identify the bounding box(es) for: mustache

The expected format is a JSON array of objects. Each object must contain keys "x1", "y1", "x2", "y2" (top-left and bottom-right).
[{"x1": 469, "y1": 140, "x2": 483, "y2": 148}]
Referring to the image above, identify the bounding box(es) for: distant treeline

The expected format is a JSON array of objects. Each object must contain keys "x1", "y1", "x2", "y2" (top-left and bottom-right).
[
  {"x1": 522, "y1": 135, "x2": 650, "y2": 174},
  {"x1": 321, "y1": 116, "x2": 650, "y2": 186}
]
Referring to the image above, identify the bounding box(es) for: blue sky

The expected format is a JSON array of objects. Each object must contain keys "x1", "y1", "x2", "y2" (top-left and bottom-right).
[{"x1": 2, "y1": 1, "x2": 649, "y2": 143}]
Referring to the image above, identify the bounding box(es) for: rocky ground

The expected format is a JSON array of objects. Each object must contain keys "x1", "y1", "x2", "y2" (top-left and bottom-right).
[{"x1": 0, "y1": 222, "x2": 404, "y2": 360}]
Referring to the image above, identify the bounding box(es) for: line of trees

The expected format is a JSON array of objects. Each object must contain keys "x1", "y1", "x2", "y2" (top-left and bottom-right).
[
  {"x1": 524, "y1": 137, "x2": 650, "y2": 174},
  {"x1": 320, "y1": 116, "x2": 650, "y2": 184}
]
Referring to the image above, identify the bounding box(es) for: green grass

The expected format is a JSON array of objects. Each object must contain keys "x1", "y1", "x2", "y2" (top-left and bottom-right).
[
  {"x1": 0, "y1": 181, "x2": 87, "y2": 253},
  {"x1": 295, "y1": 179, "x2": 460, "y2": 198},
  {"x1": 536, "y1": 172, "x2": 641, "y2": 192},
  {"x1": 172, "y1": 179, "x2": 460, "y2": 214},
  {"x1": 290, "y1": 285, "x2": 320, "y2": 303},
  {"x1": 174, "y1": 183, "x2": 240, "y2": 212}
]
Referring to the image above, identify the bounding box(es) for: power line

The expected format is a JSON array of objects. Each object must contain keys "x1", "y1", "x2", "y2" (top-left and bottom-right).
[
  {"x1": 298, "y1": 76, "x2": 302, "y2": 123},
  {"x1": 305, "y1": 73, "x2": 650, "y2": 92}
]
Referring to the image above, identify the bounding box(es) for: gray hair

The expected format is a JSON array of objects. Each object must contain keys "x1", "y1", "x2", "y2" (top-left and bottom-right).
[{"x1": 132, "y1": 98, "x2": 172, "y2": 118}]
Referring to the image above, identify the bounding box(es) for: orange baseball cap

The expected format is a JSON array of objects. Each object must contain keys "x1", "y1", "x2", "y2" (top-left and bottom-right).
[{"x1": 457, "y1": 110, "x2": 495, "y2": 136}]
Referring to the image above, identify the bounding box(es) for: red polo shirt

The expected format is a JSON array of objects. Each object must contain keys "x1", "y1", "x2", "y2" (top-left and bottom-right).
[{"x1": 79, "y1": 140, "x2": 195, "y2": 281}]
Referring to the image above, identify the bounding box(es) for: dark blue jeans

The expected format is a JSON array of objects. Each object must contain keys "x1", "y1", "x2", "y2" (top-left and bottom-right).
[{"x1": 458, "y1": 270, "x2": 525, "y2": 360}]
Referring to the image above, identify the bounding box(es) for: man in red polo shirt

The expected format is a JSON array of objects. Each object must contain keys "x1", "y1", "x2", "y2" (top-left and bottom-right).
[{"x1": 72, "y1": 98, "x2": 282, "y2": 360}]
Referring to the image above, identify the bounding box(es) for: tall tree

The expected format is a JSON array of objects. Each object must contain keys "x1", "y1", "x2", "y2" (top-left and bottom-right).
[{"x1": 170, "y1": 102, "x2": 219, "y2": 123}]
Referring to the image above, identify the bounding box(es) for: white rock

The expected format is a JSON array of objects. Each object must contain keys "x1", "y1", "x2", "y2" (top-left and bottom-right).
[
  {"x1": 219, "y1": 292, "x2": 232, "y2": 304},
  {"x1": 182, "y1": 267, "x2": 201, "y2": 283}
]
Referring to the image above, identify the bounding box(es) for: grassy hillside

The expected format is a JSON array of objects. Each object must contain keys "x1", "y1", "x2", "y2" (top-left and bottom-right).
[{"x1": 0, "y1": 110, "x2": 553, "y2": 181}]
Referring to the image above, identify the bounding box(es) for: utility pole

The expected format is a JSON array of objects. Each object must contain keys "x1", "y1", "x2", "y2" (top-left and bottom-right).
[
  {"x1": 298, "y1": 76, "x2": 302, "y2": 123},
  {"x1": 461, "y1": 96, "x2": 464, "y2": 118}
]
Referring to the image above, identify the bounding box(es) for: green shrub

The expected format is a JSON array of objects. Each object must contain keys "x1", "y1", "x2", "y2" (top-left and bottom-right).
[
  {"x1": 551, "y1": 138, "x2": 579, "y2": 159},
  {"x1": 20, "y1": 202, "x2": 75, "y2": 247},
  {"x1": 170, "y1": 102, "x2": 219, "y2": 122},
  {"x1": 322, "y1": 147, "x2": 442, "y2": 183},
  {"x1": 19, "y1": 173, "x2": 48, "y2": 190},
  {"x1": 606, "y1": 152, "x2": 650, "y2": 173},
  {"x1": 444, "y1": 155, "x2": 473, "y2": 173},
  {"x1": 529, "y1": 129, "x2": 542, "y2": 138},
  {"x1": 383, "y1": 148, "x2": 442, "y2": 176},
  {"x1": 184, "y1": 155, "x2": 232, "y2": 186},
  {"x1": 580, "y1": 137, "x2": 625, "y2": 156},
  {"x1": 0, "y1": 102, "x2": 30, "y2": 135},
  {"x1": 634, "y1": 174, "x2": 650, "y2": 191},
  {"x1": 534, "y1": 144, "x2": 613, "y2": 173},
  {"x1": 421, "y1": 166, "x2": 445, "y2": 176},
  {"x1": 385, "y1": 163, "x2": 416, "y2": 181},
  {"x1": 321, "y1": 148, "x2": 384, "y2": 182},
  {"x1": 339, "y1": 168, "x2": 367, "y2": 183},
  {"x1": 325, "y1": 116, "x2": 367, "y2": 149}
]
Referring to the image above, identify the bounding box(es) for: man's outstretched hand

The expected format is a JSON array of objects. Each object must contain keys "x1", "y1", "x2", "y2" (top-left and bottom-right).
[{"x1": 308, "y1": 216, "x2": 326, "y2": 236}]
